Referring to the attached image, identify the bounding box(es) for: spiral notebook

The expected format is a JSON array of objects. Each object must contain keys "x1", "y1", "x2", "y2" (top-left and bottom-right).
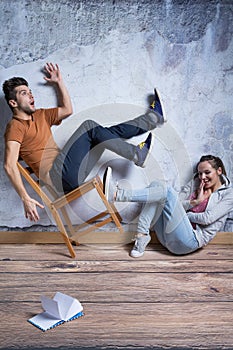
[{"x1": 28, "y1": 292, "x2": 84, "y2": 331}]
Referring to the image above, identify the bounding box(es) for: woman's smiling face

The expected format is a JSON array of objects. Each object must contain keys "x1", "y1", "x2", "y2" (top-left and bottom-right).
[{"x1": 197, "y1": 160, "x2": 222, "y2": 192}]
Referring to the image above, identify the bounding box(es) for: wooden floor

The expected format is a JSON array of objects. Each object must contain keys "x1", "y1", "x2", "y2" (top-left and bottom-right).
[{"x1": 1, "y1": 242, "x2": 233, "y2": 350}]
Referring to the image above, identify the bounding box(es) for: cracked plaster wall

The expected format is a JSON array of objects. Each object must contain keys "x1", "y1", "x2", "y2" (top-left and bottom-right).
[{"x1": 0, "y1": 0, "x2": 232, "y2": 230}]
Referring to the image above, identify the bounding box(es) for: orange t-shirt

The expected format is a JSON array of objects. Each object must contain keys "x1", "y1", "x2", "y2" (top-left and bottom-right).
[{"x1": 4, "y1": 108, "x2": 61, "y2": 181}]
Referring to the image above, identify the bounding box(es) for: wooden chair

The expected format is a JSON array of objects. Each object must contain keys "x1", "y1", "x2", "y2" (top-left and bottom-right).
[{"x1": 17, "y1": 161, "x2": 123, "y2": 258}]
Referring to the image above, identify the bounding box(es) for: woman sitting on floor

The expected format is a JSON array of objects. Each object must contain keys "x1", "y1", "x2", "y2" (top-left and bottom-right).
[{"x1": 103, "y1": 155, "x2": 233, "y2": 257}]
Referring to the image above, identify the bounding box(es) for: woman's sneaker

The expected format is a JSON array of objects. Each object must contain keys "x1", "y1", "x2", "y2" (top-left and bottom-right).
[
  {"x1": 130, "y1": 233, "x2": 151, "y2": 258},
  {"x1": 135, "y1": 132, "x2": 154, "y2": 168},
  {"x1": 150, "y1": 88, "x2": 167, "y2": 124}
]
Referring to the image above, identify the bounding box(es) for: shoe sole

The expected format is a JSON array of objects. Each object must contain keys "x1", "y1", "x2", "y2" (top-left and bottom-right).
[
  {"x1": 140, "y1": 132, "x2": 155, "y2": 168},
  {"x1": 103, "y1": 166, "x2": 112, "y2": 201},
  {"x1": 154, "y1": 88, "x2": 167, "y2": 123},
  {"x1": 130, "y1": 250, "x2": 145, "y2": 258},
  {"x1": 130, "y1": 235, "x2": 151, "y2": 257}
]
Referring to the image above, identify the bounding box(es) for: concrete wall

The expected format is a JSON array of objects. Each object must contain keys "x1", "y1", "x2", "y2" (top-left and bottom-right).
[{"x1": 0, "y1": 0, "x2": 232, "y2": 230}]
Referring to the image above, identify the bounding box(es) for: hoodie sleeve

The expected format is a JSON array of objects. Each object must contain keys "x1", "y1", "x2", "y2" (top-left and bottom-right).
[{"x1": 187, "y1": 189, "x2": 233, "y2": 225}]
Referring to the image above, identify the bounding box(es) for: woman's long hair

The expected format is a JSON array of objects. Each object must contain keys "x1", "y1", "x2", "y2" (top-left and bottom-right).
[{"x1": 195, "y1": 155, "x2": 227, "y2": 176}]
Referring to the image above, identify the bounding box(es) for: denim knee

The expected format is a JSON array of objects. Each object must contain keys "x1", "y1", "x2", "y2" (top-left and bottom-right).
[
  {"x1": 79, "y1": 119, "x2": 98, "y2": 131},
  {"x1": 149, "y1": 180, "x2": 167, "y2": 204}
]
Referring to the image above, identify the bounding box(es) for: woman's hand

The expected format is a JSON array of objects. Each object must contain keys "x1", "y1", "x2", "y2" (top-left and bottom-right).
[
  {"x1": 197, "y1": 181, "x2": 212, "y2": 201},
  {"x1": 190, "y1": 181, "x2": 212, "y2": 207},
  {"x1": 193, "y1": 181, "x2": 212, "y2": 205}
]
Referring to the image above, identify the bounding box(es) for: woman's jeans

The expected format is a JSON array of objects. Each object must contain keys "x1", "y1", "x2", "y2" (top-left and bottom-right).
[
  {"x1": 50, "y1": 112, "x2": 159, "y2": 193},
  {"x1": 116, "y1": 181, "x2": 200, "y2": 255}
]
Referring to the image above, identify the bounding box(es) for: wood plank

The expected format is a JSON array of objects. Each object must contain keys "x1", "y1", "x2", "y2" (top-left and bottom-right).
[
  {"x1": 1, "y1": 244, "x2": 233, "y2": 350},
  {"x1": 0, "y1": 230, "x2": 135, "y2": 244},
  {"x1": 211, "y1": 231, "x2": 233, "y2": 244},
  {"x1": 1, "y1": 272, "x2": 232, "y2": 303},
  {"x1": 1, "y1": 259, "x2": 233, "y2": 273},
  {"x1": 0, "y1": 230, "x2": 232, "y2": 244},
  {"x1": 0, "y1": 243, "x2": 233, "y2": 261},
  {"x1": 1, "y1": 302, "x2": 232, "y2": 349}
]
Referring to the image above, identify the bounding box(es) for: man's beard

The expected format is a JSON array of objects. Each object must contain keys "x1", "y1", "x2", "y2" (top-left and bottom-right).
[{"x1": 20, "y1": 104, "x2": 35, "y2": 115}]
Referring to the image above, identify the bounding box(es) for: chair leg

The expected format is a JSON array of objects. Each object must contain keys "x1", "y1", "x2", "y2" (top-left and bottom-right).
[
  {"x1": 94, "y1": 177, "x2": 124, "y2": 233},
  {"x1": 108, "y1": 203, "x2": 124, "y2": 233},
  {"x1": 59, "y1": 207, "x2": 80, "y2": 246},
  {"x1": 46, "y1": 176, "x2": 123, "y2": 254},
  {"x1": 50, "y1": 206, "x2": 76, "y2": 258}
]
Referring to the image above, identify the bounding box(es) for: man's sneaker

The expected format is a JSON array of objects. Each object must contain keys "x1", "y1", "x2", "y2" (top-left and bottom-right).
[
  {"x1": 103, "y1": 166, "x2": 117, "y2": 202},
  {"x1": 130, "y1": 233, "x2": 151, "y2": 258},
  {"x1": 135, "y1": 132, "x2": 154, "y2": 168},
  {"x1": 150, "y1": 88, "x2": 167, "y2": 124}
]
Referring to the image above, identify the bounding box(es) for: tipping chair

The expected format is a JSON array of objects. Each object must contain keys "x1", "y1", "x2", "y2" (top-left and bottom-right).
[{"x1": 17, "y1": 161, "x2": 123, "y2": 258}]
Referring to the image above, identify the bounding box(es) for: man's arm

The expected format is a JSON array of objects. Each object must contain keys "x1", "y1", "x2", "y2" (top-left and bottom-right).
[
  {"x1": 4, "y1": 141, "x2": 44, "y2": 222},
  {"x1": 44, "y1": 63, "x2": 73, "y2": 121}
]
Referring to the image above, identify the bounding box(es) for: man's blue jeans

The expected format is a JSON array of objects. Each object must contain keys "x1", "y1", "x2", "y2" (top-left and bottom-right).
[
  {"x1": 50, "y1": 112, "x2": 158, "y2": 193},
  {"x1": 116, "y1": 181, "x2": 200, "y2": 255}
]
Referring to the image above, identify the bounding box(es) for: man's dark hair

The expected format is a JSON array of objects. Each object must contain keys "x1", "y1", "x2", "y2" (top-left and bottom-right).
[{"x1": 2, "y1": 77, "x2": 29, "y2": 106}]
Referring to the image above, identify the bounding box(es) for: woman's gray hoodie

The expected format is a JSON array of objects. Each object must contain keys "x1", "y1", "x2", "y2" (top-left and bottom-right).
[{"x1": 179, "y1": 175, "x2": 233, "y2": 247}]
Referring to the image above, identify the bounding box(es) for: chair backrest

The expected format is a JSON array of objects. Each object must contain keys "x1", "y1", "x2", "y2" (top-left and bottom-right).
[{"x1": 17, "y1": 161, "x2": 53, "y2": 207}]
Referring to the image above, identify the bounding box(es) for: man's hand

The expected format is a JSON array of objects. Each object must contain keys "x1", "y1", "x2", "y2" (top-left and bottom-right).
[
  {"x1": 42, "y1": 62, "x2": 73, "y2": 120},
  {"x1": 23, "y1": 197, "x2": 44, "y2": 222},
  {"x1": 44, "y1": 62, "x2": 62, "y2": 84}
]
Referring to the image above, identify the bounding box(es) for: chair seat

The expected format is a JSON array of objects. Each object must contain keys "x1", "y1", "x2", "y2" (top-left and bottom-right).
[{"x1": 17, "y1": 161, "x2": 123, "y2": 258}]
